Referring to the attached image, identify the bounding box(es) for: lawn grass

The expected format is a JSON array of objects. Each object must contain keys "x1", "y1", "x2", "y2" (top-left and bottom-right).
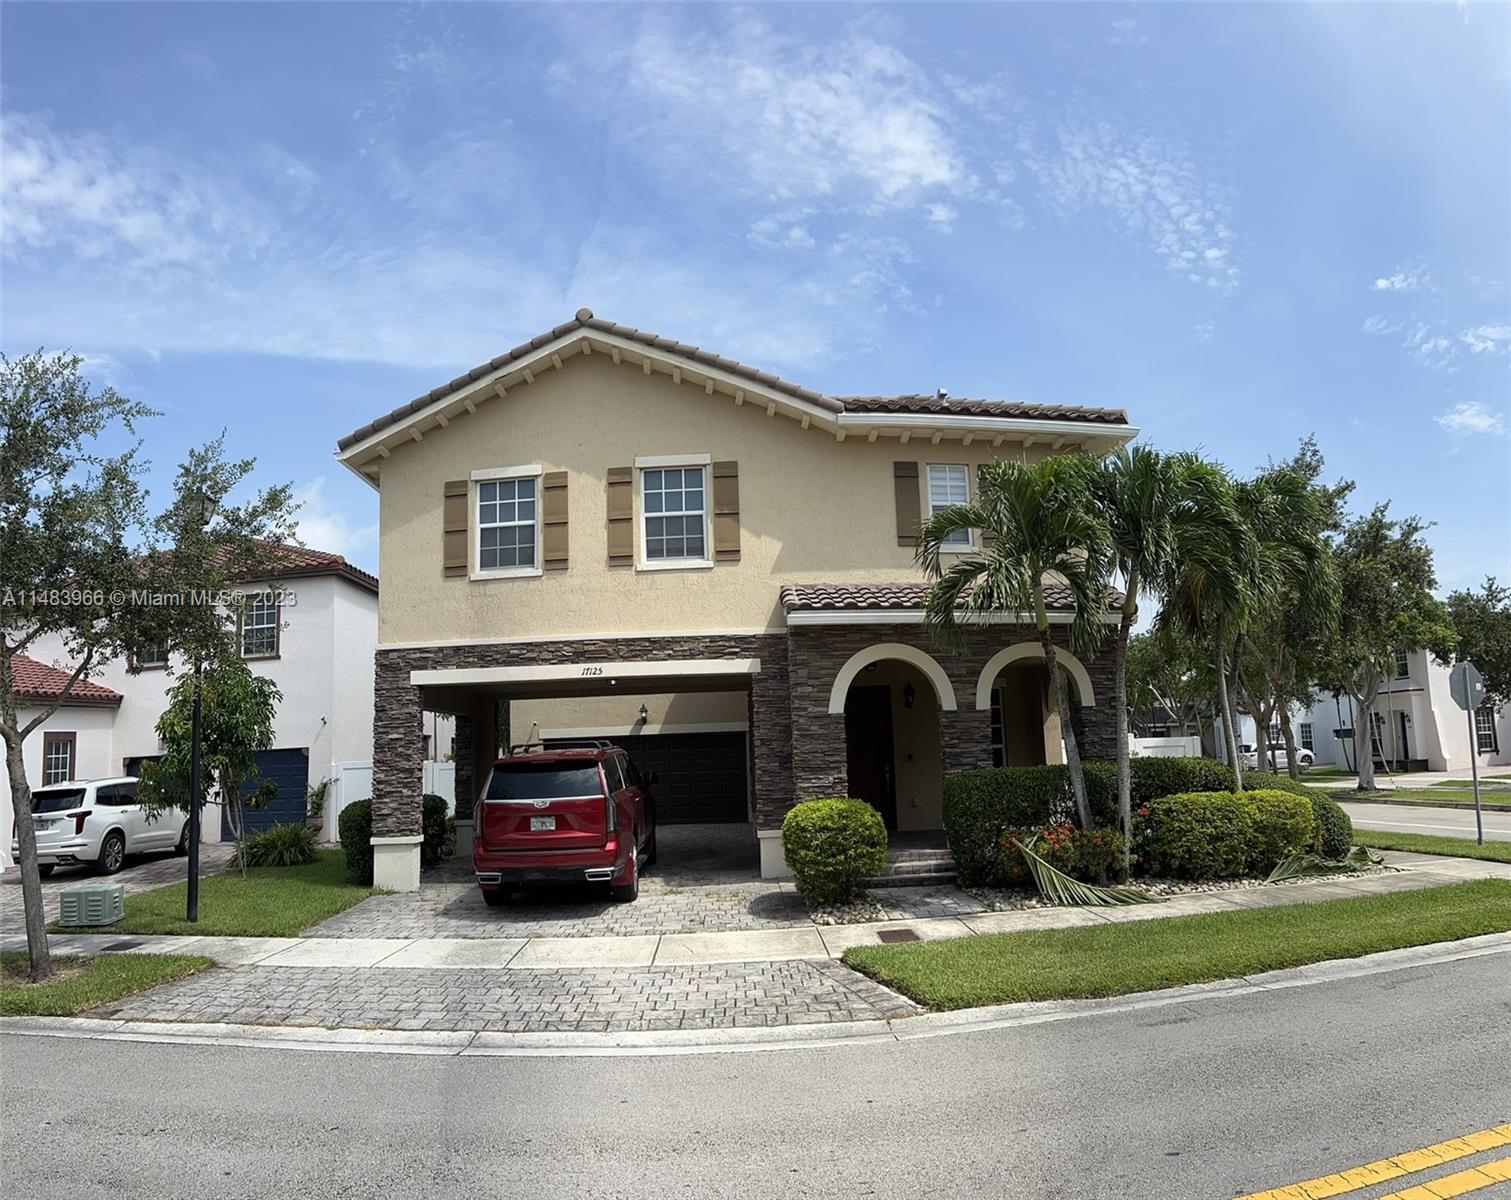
[
  {"x1": 1353, "y1": 831, "x2": 1511, "y2": 864},
  {"x1": 1, "y1": 952, "x2": 213, "y2": 1017},
  {"x1": 75, "y1": 850, "x2": 375, "y2": 938},
  {"x1": 842, "y1": 879, "x2": 1511, "y2": 1010}
]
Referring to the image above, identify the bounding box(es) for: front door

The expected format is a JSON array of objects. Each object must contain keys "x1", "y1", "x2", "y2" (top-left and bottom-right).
[{"x1": 844, "y1": 685, "x2": 897, "y2": 830}]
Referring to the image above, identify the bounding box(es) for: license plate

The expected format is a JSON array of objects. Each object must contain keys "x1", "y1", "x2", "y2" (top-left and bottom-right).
[
  {"x1": 529, "y1": 816, "x2": 556, "y2": 832},
  {"x1": 34, "y1": 819, "x2": 55, "y2": 832}
]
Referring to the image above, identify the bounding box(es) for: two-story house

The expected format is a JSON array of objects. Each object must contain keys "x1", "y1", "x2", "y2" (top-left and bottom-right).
[{"x1": 337, "y1": 310, "x2": 1138, "y2": 890}]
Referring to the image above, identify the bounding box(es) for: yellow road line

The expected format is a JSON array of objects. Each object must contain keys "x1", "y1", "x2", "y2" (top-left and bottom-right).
[
  {"x1": 1238, "y1": 1124, "x2": 1511, "y2": 1200},
  {"x1": 1375, "y1": 1155, "x2": 1511, "y2": 1200}
]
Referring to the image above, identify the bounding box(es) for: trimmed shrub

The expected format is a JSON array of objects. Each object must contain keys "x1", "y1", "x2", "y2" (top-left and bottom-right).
[
  {"x1": 1310, "y1": 794, "x2": 1353, "y2": 858},
  {"x1": 1241, "y1": 770, "x2": 1325, "y2": 799},
  {"x1": 1138, "y1": 792, "x2": 1254, "y2": 880},
  {"x1": 240, "y1": 822, "x2": 318, "y2": 868},
  {"x1": 421, "y1": 793, "x2": 450, "y2": 868},
  {"x1": 997, "y1": 823, "x2": 1127, "y2": 884},
  {"x1": 782, "y1": 798, "x2": 888, "y2": 905},
  {"x1": 1128, "y1": 756, "x2": 1237, "y2": 802},
  {"x1": 339, "y1": 798, "x2": 374, "y2": 885},
  {"x1": 1243, "y1": 789, "x2": 1319, "y2": 873}
]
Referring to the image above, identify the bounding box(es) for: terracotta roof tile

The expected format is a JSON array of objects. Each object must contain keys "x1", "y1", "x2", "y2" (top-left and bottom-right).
[
  {"x1": 337, "y1": 309, "x2": 1131, "y2": 451},
  {"x1": 10, "y1": 656, "x2": 123, "y2": 705},
  {"x1": 779, "y1": 582, "x2": 1123, "y2": 614}
]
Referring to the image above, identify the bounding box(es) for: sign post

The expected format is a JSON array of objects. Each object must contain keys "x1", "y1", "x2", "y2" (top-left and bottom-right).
[{"x1": 1448, "y1": 662, "x2": 1487, "y2": 845}]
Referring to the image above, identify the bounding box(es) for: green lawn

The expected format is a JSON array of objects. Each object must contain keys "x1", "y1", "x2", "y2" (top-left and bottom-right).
[
  {"x1": 1353, "y1": 831, "x2": 1511, "y2": 864},
  {"x1": 842, "y1": 879, "x2": 1511, "y2": 1010},
  {"x1": 1, "y1": 952, "x2": 213, "y2": 1017},
  {"x1": 73, "y1": 850, "x2": 376, "y2": 937}
]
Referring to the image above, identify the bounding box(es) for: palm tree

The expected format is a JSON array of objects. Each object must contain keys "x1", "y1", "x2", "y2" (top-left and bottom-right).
[
  {"x1": 1157, "y1": 466, "x2": 1258, "y2": 788},
  {"x1": 917, "y1": 456, "x2": 1113, "y2": 831},
  {"x1": 1091, "y1": 449, "x2": 1237, "y2": 878}
]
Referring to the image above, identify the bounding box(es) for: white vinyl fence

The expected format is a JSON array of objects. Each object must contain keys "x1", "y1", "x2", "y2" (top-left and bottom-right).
[
  {"x1": 1130, "y1": 735, "x2": 1204, "y2": 759},
  {"x1": 325, "y1": 760, "x2": 456, "y2": 842}
]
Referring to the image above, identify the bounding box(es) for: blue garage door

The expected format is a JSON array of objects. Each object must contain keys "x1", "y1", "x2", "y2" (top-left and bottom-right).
[{"x1": 222, "y1": 748, "x2": 309, "y2": 838}]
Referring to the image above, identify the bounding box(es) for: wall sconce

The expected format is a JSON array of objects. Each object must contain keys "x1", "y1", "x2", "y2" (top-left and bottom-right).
[
  {"x1": 903, "y1": 682, "x2": 916, "y2": 710},
  {"x1": 638, "y1": 704, "x2": 650, "y2": 723}
]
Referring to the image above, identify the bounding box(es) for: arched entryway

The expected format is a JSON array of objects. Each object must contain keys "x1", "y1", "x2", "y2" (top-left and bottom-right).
[
  {"x1": 829, "y1": 644, "x2": 955, "y2": 832},
  {"x1": 975, "y1": 644, "x2": 1096, "y2": 768}
]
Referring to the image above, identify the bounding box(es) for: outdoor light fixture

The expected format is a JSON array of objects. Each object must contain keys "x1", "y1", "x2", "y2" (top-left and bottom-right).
[
  {"x1": 638, "y1": 704, "x2": 650, "y2": 722},
  {"x1": 903, "y1": 682, "x2": 917, "y2": 710},
  {"x1": 192, "y1": 489, "x2": 219, "y2": 527}
]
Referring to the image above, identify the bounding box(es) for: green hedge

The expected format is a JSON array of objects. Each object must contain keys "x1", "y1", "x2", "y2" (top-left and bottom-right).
[
  {"x1": 338, "y1": 799, "x2": 373, "y2": 885},
  {"x1": 1139, "y1": 792, "x2": 1255, "y2": 880},
  {"x1": 421, "y1": 793, "x2": 450, "y2": 868},
  {"x1": 1243, "y1": 789, "x2": 1319, "y2": 874},
  {"x1": 943, "y1": 758, "x2": 1233, "y2": 886},
  {"x1": 782, "y1": 798, "x2": 888, "y2": 905},
  {"x1": 1240, "y1": 771, "x2": 1352, "y2": 858}
]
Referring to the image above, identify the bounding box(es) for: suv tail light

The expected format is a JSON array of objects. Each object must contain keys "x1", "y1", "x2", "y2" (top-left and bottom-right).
[{"x1": 67, "y1": 810, "x2": 91, "y2": 836}]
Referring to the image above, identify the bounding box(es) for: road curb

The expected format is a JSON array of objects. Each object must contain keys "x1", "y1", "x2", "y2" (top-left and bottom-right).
[{"x1": 5, "y1": 932, "x2": 1508, "y2": 1059}]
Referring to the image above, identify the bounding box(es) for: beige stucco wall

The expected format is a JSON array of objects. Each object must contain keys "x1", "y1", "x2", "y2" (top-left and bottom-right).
[
  {"x1": 374, "y1": 352, "x2": 1051, "y2": 644},
  {"x1": 511, "y1": 691, "x2": 748, "y2": 738}
]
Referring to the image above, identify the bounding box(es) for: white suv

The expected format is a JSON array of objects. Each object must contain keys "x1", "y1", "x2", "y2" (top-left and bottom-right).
[
  {"x1": 13, "y1": 777, "x2": 187, "y2": 877},
  {"x1": 1240, "y1": 744, "x2": 1315, "y2": 772}
]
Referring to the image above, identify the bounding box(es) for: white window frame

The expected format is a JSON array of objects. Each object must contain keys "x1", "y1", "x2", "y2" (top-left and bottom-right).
[
  {"x1": 1475, "y1": 706, "x2": 1498, "y2": 755},
  {"x1": 635, "y1": 454, "x2": 713, "y2": 572},
  {"x1": 927, "y1": 463, "x2": 973, "y2": 549},
  {"x1": 470, "y1": 464, "x2": 543, "y2": 581},
  {"x1": 239, "y1": 594, "x2": 280, "y2": 659},
  {"x1": 1394, "y1": 650, "x2": 1410, "y2": 679},
  {"x1": 1299, "y1": 722, "x2": 1314, "y2": 751},
  {"x1": 42, "y1": 733, "x2": 75, "y2": 785}
]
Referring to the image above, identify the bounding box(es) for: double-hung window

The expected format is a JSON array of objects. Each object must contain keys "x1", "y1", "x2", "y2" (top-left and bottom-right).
[
  {"x1": 1299, "y1": 722, "x2": 1314, "y2": 751},
  {"x1": 641, "y1": 461, "x2": 708, "y2": 566},
  {"x1": 240, "y1": 595, "x2": 280, "y2": 658},
  {"x1": 928, "y1": 464, "x2": 971, "y2": 546},
  {"x1": 1394, "y1": 650, "x2": 1410, "y2": 679},
  {"x1": 474, "y1": 467, "x2": 540, "y2": 577},
  {"x1": 42, "y1": 732, "x2": 76, "y2": 785},
  {"x1": 1475, "y1": 706, "x2": 1499, "y2": 754}
]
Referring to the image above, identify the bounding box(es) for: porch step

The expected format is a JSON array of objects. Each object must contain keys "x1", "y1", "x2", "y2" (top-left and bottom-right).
[
  {"x1": 865, "y1": 846, "x2": 957, "y2": 889},
  {"x1": 866, "y1": 869, "x2": 959, "y2": 889}
]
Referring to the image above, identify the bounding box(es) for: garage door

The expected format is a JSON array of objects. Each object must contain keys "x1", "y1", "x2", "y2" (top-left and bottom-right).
[
  {"x1": 548, "y1": 732, "x2": 749, "y2": 824},
  {"x1": 223, "y1": 748, "x2": 309, "y2": 838}
]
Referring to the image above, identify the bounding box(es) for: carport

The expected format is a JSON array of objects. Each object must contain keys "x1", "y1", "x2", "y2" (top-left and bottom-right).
[{"x1": 398, "y1": 656, "x2": 763, "y2": 888}]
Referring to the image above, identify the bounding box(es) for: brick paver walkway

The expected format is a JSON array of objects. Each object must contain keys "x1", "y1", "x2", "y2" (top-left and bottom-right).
[
  {"x1": 105, "y1": 959, "x2": 920, "y2": 1032},
  {"x1": 0, "y1": 844, "x2": 236, "y2": 931}
]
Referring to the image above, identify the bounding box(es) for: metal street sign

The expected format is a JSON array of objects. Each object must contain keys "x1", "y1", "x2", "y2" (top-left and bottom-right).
[{"x1": 1449, "y1": 661, "x2": 1485, "y2": 712}]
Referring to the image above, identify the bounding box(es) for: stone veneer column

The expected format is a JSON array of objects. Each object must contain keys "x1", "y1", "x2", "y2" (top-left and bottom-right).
[
  {"x1": 450, "y1": 711, "x2": 474, "y2": 858},
  {"x1": 939, "y1": 707, "x2": 993, "y2": 776},
  {"x1": 749, "y1": 637, "x2": 797, "y2": 878},
  {"x1": 370, "y1": 649, "x2": 424, "y2": 891}
]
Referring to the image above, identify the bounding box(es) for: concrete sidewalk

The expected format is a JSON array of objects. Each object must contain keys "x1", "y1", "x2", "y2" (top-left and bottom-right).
[{"x1": 10, "y1": 851, "x2": 1509, "y2": 971}]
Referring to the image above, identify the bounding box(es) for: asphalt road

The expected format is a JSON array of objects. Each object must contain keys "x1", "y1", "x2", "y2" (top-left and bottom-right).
[
  {"x1": 5, "y1": 953, "x2": 1511, "y2": 1199},
  {"x1": 1338, "y1": 800, "x2": 1511, "y2": 841}
]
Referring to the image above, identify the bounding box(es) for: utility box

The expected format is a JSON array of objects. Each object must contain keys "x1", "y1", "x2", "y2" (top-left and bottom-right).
[{"x1": 58, "y1": 883, "x2": 126, "y2": 927}]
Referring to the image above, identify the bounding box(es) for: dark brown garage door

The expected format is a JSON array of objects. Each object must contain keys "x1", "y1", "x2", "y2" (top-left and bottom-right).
[{"x1": 550, "y1": 732, "x2": 748, "y2": 824}]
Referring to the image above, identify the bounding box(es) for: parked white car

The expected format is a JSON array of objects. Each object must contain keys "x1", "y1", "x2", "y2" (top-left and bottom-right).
[
  {"x1": 1239, "y1": 744, "x2": 1315, "y2": 772},
  {"x1": 11, "y1": 777, "x2": 187, "y2": 876}
]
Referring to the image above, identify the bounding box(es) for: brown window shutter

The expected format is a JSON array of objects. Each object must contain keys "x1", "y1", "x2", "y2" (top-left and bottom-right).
[
  {"x1": 606, "y1": 466, "x2": 634, "y2": 567},
  {"x1": 443, "y1": 480, "x2": 468, "y2": 578},
  {"x1": 711, "y1": 460, "x2": 740, "y2": 562},
  {"x1": 541, "y1": 471, "x2": 569, "y2": 571},
  {"x1": 894, "y1": 461, "x2": 921, "y2": 546}
]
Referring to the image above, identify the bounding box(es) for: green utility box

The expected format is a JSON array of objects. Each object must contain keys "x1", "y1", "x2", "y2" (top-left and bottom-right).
[{"x1": 58, "y1": 883, "x2": 126, "y2": 927}]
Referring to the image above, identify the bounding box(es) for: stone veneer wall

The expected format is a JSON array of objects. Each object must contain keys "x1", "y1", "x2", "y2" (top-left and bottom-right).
[
  {"x1": 786, "y1": 623, "x2": 1115, "y2": 806},
  {"x1": 452, "y1": 713, "x2": 473, "y2": 820},
  {"x1": 370, "y1": 634, "x2": 789, "y2": 839}
]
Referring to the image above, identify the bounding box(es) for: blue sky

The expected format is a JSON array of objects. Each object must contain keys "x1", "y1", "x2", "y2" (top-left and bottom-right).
[{"x1": 4, "y1": 2, "x2": 1508, "y2": 588}]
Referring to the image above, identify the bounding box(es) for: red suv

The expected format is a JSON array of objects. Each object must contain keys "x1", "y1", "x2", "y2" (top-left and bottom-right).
[{"x1": 473, "y1": 741, "x2": 657, "y2": 905}]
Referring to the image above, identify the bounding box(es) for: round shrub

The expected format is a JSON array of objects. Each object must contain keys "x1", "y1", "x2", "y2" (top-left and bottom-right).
[
  {"x1": 782, "y1": 798, "x2": 888, "y2": 905},
  {"x1": 1310, "y1": 795, "x2": 1353, "y2": 858},
  {"x1": 1243, "y1": 789, "x2": 1319, "y2": 874},
  {"x1": 338, "y1": 798, "x2": 374, "y2": 885},
  {"x1": 421, "y1": 793, "x2": 451, "y2": 868},
  {"x1": 241, "y1": 822, "x2": 318, "y2": 868},
  {"x1": 1138, "y1": 792, "x2": 1255, "y2": 880}
]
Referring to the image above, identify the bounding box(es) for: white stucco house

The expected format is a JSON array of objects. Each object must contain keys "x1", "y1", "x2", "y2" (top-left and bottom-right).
[{"x1": 2, "y1": 545, "x2": 453, "y2": 868}]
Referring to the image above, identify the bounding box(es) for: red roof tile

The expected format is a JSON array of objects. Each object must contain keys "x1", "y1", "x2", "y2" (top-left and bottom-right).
[
  {"x1": 779, "y1": 582, "x2": 1123, "y2": 614},
  {"x1": 10, "y1": 656, "x2": 123, "y2": 705}
]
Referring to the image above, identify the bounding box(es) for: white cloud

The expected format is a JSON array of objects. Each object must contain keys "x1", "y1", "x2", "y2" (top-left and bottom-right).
[
  {"x1": 1435, "y1": 401, "x2": 1506, "y2": 437},
  {"x1": 1361, "y1": 314, "x2": 1402, "y2": 335},
  {"x1": 1460, "y1": 323, "x2": 1511, "y2": 354},
  {"x1": 1016, "y1": 100, "x2": 1240, "y2": 291},
  {"x1": 1405, "y1": 321, "x2": 1456, "y2": 371},
  {"x1": 1108, "y1": 18, "x2": 1150, "y2": 47},
  {"x1": 1372, "y1": 264, "x2": 1429, "y2": 292},
  {"x1": 1193, "y1": 320, "x2": 1215, "y2": 342},
  {"x1": 292, "y1": 478, "x2": 378, "y2": 561},
  {"x1": 926, "y1": 203, "x2": 958, "y2": 231},
  {"x1": 748, "y1": 214, "x2": 816, "y2": 249}
]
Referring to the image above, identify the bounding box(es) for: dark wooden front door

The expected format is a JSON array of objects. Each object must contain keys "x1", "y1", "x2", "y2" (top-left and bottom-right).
[{"x1": 844, "y1": 685, "x2": 897, "y2": 830}]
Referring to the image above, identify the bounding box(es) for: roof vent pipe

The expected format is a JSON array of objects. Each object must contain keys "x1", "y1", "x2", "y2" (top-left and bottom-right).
[{"x1": 936, "y1": 388, "x2": 949, "y2": 403}]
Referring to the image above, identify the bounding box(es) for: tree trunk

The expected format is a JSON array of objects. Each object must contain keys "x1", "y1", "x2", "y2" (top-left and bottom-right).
[
  {"x1": 1037, "y1": 598, "x2": 1092, "y2": 832},
  {"x1": 1215, "y1": 620, "x2": 1244, "y2": 788},
  {"x1": 1354, "y1": 665, "x2": 1381, "y2": 792},
  {"x1": 3, "y1": 726, "x2": 53, "y2": 982},
  {"x1": 1334, "y1": 694, "x2": 1354, "y2": 773},
  {"x1": 1278, "y1": 706, "x2": 1302, "y2": 780},
  {"x1": 1113, "y1": 593, "x2": 1136, "y2": 881}
]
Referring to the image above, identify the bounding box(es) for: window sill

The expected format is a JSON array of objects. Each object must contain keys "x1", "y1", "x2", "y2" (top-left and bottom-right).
[
  {"x1": 471, "y1": 566, "x2": 544, "y2": 581},
  {"x1": 240, "y1": 652, "x2": 281, "y2": 662},
  {"x1": 635, "y1": 559, "x2": 714, "y2": 573}
]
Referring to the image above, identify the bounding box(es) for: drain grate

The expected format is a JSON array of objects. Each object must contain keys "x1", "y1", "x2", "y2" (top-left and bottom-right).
[{"x1": 876, "y1": 928, "x2": 921, "y2": 944}]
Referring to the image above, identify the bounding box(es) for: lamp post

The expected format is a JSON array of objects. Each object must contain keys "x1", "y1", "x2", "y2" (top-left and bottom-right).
[{"x1": 185, "y1": 489, "x2": 218, "y2": 923}]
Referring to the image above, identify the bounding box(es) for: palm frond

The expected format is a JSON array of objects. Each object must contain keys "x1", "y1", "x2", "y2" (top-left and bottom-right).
[
  {"x1": 1265, "y1": 845, "x2": 1383, "y2": 883},
  {"x1": 1012, "y1": 836, "x2": 1164, "y2": 906}
]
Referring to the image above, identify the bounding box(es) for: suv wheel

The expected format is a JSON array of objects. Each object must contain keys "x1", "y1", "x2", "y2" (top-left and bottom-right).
[
  {"x1": 175, "y1": 821, "x2": 190, "y2": 856},
  {"x1": 96, "y1": 830, "x2": 127, "y2": 875},
  {"x1": 609, "y1": 847, "x2": 639, "y2": 903},
  {"x1": 38, "y1": 864, "x2": 55, "y2": 879}
]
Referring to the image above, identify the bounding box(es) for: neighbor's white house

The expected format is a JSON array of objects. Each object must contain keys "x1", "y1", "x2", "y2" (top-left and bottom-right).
[
  {"x1": 2, "y1": 545, "x2": 453, "y2": 869},
  {"x1": 1221, "y1": 648, "x2": 1508, "y2": 775}
]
